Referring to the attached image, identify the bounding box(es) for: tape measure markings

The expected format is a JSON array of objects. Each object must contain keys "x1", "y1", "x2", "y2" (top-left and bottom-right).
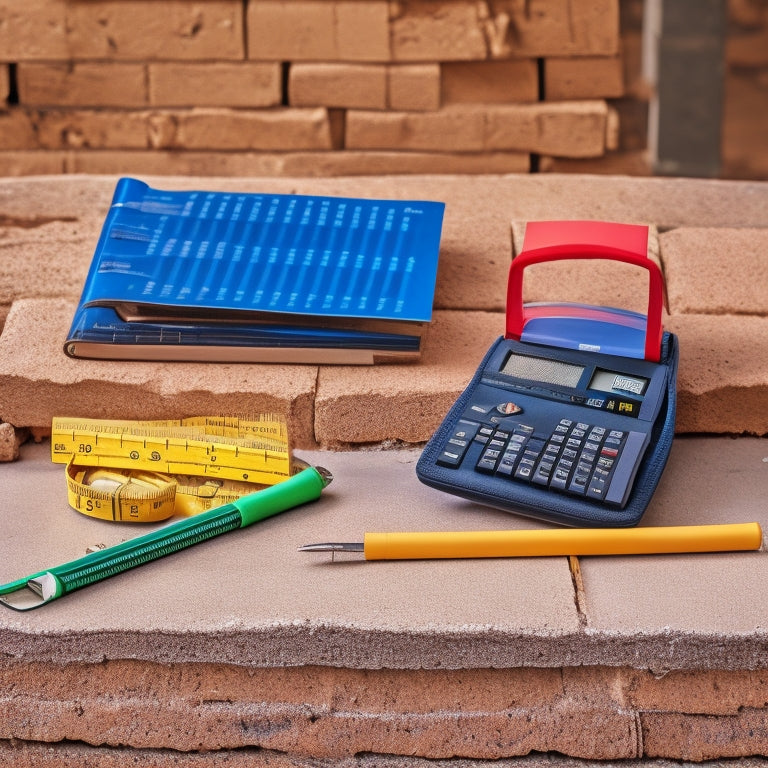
[
  {"x1": 52, "y1": 415, "x2": 293, "y2": 523},
  {"x1": 52, "y1": 415, "x2": 291, "y2": 486},
  {"x1": 66, "y1": 465, "x2": 178, "y2": 523}
]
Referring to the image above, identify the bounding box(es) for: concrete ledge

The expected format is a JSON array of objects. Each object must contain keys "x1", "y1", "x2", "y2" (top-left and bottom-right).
[{"x1": 1, "y1": 439, "x2": 766, "y2": 672}]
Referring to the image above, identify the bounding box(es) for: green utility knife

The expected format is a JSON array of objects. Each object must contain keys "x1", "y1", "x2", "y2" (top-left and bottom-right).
[{"x1": 0, "y1": 466, "x2": 332, "y2": 611}]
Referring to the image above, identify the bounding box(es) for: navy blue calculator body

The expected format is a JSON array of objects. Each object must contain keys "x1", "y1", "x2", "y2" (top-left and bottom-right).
[{"x1": 416, "y1": 221, "x2": 679, "y2": 527}]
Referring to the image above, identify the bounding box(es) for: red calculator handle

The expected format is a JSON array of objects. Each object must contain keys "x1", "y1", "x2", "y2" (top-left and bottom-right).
[{"x1": 505, "y1": 221, "x2": 664, "y2": 362}]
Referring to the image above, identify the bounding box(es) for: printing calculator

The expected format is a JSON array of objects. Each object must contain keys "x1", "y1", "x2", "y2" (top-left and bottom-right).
[{"x1": 416, "y1": 221, "x2": 679, "y2": 527}]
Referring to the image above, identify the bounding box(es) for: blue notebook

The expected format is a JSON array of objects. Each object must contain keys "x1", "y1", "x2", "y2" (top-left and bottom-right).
[{"x1": 64, "y1": 178, "x2": 445, "y2": 364}]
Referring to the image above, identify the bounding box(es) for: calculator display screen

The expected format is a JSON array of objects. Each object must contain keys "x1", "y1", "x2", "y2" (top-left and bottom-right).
[
  {"x1": 589, "y1": 369, "x2": 649, "y2": 397},
  {"x1": 500, "y1": 352, "x2": 584, "y2": 388}
]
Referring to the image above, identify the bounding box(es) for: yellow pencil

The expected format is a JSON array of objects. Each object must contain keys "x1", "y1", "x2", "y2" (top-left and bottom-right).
[{"x1": 299, "y1": 522, "x2": 764, "y2": 560}]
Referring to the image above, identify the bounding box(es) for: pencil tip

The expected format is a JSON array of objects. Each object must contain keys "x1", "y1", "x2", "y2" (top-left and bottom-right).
[{"x1": 298, "y1": 542, "x2": 364, "y2": 553}]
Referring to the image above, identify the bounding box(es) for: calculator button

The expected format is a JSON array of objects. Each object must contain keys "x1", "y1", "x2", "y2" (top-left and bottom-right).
[
  {"x1": 477, "y1": 444, "x2": 505, "y2": 473},
  {"x1": 586, "y1": 476, "x2": 608, "y2": 500},
  {"x1": 437, "y1": 449, "x2": 464, "y2": 467},
  {"x1": 474, "y1": 425, "x2": 494, "y2": 444},
  {"x1": 568, "y1": 472, "x2": 589, "y2": 495},
  {"x1": 532, "y1": 460, "x2": 554, "y2": 486},
  {"x1": 496, "y1": 453, "x2": 518, "y2": 476},
  {"x1": 549, "y1": 466, "x2": 571, "y2": 490},
  {"x1": 437, "y1": 420, "x2": 479, "y2": 468},
  {"x1": 597, "y1": 456, "x2": 616, "y2": 471},
  {"x1": 514, "y1": 460, "x2": 535, "y2": 480},
  {"x1": 543, "y1": 444, "x2": 561, "y2": 461}
]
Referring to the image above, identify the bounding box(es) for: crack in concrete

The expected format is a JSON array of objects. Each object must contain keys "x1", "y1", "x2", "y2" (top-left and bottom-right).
[{"x1": 567, "y1": 555, "x2": 588, "y2": 628}]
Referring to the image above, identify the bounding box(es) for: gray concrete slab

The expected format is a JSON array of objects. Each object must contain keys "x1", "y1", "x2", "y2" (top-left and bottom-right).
[
  {"x1": 580, "y1": 435, "x2": 768, "y2": 639},
  {"x1": 1, "y1": 436, "x2": 765, "y2": 671},
  {"x1": 0, "y1": 440, "x2": 578, "y2": 668}
]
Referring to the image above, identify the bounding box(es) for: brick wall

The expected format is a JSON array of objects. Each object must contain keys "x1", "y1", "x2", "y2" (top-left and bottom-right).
[
  {"x1": 1, "y1": 0, "x2": 765, "y2": 179},
  {"x1": 0, "y1": 0, "x2": 635, "y2": 177}
]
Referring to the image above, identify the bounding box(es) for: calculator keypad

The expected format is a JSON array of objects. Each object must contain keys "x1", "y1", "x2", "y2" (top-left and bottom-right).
[{"x1": 437, "y1": 417, "x2": 642, "y2": 506}]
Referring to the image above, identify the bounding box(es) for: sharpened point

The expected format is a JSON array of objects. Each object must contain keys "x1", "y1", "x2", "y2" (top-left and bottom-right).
[{"x1": 298, "y1": 542, "x2": 364, "y2": 553}]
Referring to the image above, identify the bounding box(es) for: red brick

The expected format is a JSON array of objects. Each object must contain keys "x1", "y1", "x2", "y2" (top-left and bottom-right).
[
  {"x1": 661, "y1": 227, "x2": 768, "y2": 315},
  {"x1": 390, "y1": 0, "x2": 619, "y2": 61},
  {"x1": 149, "y1": 63, "x2": 282, "y2": 108},
  {"x1": 487, "y1": 0, "x2": 621, "y2": 58},
  {"x1": 484, "y1": 101, "x2": 610, "y2": 156},
  {"x1": 17, "y1": 63, "x2": 147, "y2": 107},
  {"x1": 0, "y1": 0, "x2": 68, "y2": 60},
  {"x1": 27, "y1": 108, "x2": 334, "y2": 152},
  {"x1": 0, "y1": 150, "x2": 68, "y2": 176},
  {"x1": 388, "y1": 64, "x2": 441, "y2": 111},
  {"x1": 0, "y1": 659, "x2": 637, "y2": 759},
  {"x1": 0, "y1": 661, "x2": 563, "y2": 713},
  {"x1": 177, "y1": 108, "x2": 334, "y2": 151},
  {"x1": 289, "y1": 64, "x2": 388, "y2": 109},
  {"x1": 248, "y1": 1, "x2": 390, "y2": 62},
  {"x1": 545, "y1": 56, "x2": 624, "y2": 100},
  {"x1": 0, "y1": 109, "x2": 37, "y2": 150},
  {"x1": 346, "y1": 106, "x2": 486, "y2": 152},
  {"x1": 623, "y1": 668, "x2": 768, "y2": 715},
  {"x1": 347, "y1": 102, "x2": 609, "y2": 157},
  {"x1": 390, "y1": 0, "x2": 488, "y2": 61},
  {"x1": 622, "y1": 31, "x2": 651, "y2": 98},
  {"x1": 441, "y1": 60, "x2": 539, "y2": 104},
  {"x1": 641, "y1": 709, "x2": 768, "y2": 761},
  {"x1": 539, "y1": 151, "x2": 653, "y2": 176},
  {"x1": 67, "y1": 149, "x2": 287, "y2": 177},
  {"x1": 65, "y1": 0, "x2": 244, "y2": 60},
  {"x1": 666, "y1": 313, "x2": 768, "y2": 434},
  {"x1": 32, "y1": 110, "x2": 163, "y2": 149}
]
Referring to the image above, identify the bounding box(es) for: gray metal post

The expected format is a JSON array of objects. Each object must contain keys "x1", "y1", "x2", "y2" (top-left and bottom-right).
[{"x1": 644, "y1": 0, "x2": 727, "y2": 177}]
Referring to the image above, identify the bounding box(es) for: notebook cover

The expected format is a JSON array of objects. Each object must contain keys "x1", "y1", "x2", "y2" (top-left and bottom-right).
[{"x1": 65, "y1": 178, "x2": 445, "y2": 362}]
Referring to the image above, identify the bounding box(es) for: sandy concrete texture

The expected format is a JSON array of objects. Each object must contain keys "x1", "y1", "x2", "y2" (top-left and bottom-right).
[{"x1": 0, "y1": 436, "x2": 765, "y2": 672}]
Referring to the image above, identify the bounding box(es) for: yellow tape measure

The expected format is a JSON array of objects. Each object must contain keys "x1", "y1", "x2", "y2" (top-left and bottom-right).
[{"x1": 52, "y1": 415, "x2": 293, "y2": 523}]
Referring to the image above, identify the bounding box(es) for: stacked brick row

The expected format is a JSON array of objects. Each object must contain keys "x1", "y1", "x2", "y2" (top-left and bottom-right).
[{"x1": 0, "y1": 0, "x2": 629, "y2": 177}]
